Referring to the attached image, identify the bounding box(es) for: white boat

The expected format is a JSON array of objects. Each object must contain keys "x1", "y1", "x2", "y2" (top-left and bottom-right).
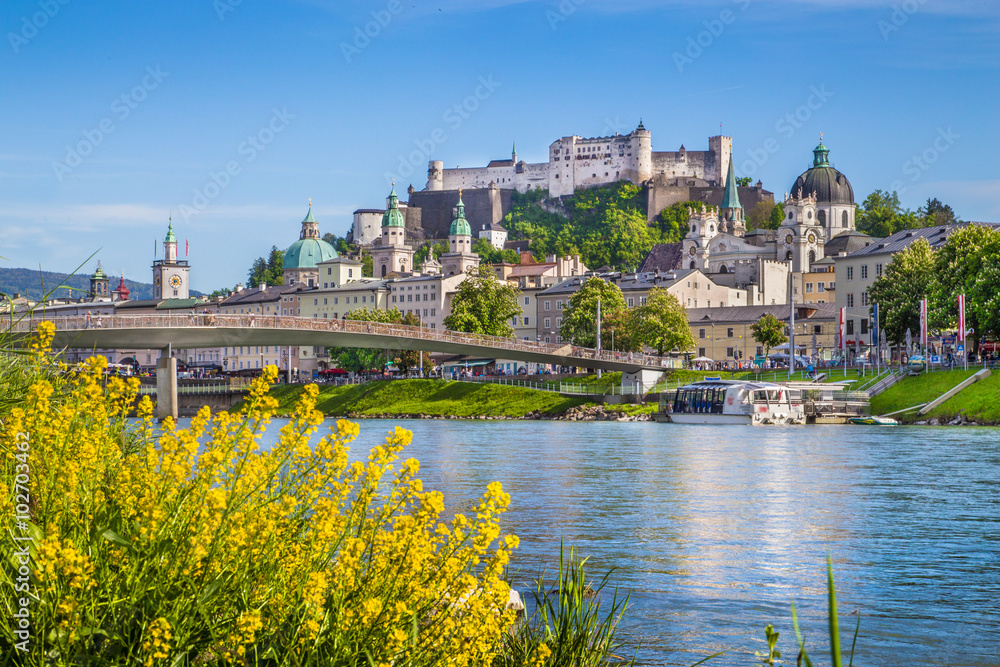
[{"x1": 656, "y1": 380, "x2": 806, "y2": 425}]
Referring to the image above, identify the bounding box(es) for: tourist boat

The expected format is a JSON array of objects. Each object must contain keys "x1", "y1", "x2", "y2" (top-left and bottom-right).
[
  {"x1": 655, "y1": 380, "x2": 806, "y2": 425},
  {"x1": 847, "y1": 416, "x2": 899, "y2": 426}
]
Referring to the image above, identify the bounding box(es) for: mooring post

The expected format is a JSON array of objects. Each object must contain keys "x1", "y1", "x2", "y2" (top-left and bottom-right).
[{"x1": 156, "y1": 345, "x2": 178, "y2": 421}]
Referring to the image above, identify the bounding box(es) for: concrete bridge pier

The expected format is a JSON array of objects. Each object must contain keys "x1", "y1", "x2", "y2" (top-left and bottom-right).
[{"x1": 156, "y1": 350, "x2": 178, "y2": 421}]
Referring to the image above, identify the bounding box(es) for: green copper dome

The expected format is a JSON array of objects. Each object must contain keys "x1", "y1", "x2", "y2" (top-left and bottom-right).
[
  {"x1": 283, "y1": 204, "x2": 337, "y2": 269},
  {"x1": 92, "y1": 262, "x2": 107, "y2": 280},
  {"x1": 165, "y1": 221, "x2": 177, "y2": 244},
  {"x1": 283, "y1": 237, "x2": 337, "y2": 269},
  {"x1": 381, "y1": 183, "x2": 406, "y2": 228},
  {"x1": 449, "y1": 191, "x2": 472, "y2": 236}
]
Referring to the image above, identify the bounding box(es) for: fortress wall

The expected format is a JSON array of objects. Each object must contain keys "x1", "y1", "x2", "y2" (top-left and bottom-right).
[{"x1": 406, "y1": 188, "x2": 512, "y2": 240}]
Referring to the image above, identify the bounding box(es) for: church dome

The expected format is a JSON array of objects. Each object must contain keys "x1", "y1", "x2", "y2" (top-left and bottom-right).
[
  {"x1": 449, "y1": 191, "x2": 472, "y2": 236},
  {"x1": 791, "y1": 139, "x2": 854, "y2": 205},
  {"x1": 382, "y1": 183, "x2": 406, "y2": 228},
  {"x1": 283, "y1": 204, "x2": 338, "y2": 269},
  {"x1": 283, "y1": 238, "x2": 337, "y2": 269}
]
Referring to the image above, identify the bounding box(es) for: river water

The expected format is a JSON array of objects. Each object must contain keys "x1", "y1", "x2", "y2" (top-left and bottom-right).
[{"x1": 243, "y1": 419, "x2": 999, "y2": 666}]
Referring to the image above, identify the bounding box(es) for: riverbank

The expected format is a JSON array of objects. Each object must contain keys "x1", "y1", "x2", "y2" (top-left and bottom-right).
[
  {"x1": 870, "y1": 368, "x2": 1000, "y2": 425},
  {"x1": 253, "y1": 379, "x2": 656, "y2": 420}
]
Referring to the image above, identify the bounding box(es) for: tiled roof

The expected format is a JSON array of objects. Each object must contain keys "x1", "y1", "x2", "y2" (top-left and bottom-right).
[
  {"x1": 638, "y1": 243, "x2": 684, "y2": 272},
  {"x1": 686, "y1": 302, "x2": 839, "y2": 324}
]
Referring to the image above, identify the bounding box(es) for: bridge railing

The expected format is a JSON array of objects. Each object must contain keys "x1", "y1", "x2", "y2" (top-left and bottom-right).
[{"x1": 15, "y1": 314, "x2": 677, "y2": 369}]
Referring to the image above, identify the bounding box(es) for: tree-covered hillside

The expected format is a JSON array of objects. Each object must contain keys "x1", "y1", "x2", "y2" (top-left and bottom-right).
[
  {"x1": 0, "y1": 267, "x2": 175, "y2": 301},
  {"x1": 503, "y1": 184, "x2": 710, "y2": 270}
]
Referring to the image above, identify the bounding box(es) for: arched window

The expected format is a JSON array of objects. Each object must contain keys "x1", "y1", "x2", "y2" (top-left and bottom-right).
[
  {"x1": 842, "y1": 211, "x2": 849, "y2": 227},
  {"x1": 381, "y1": 264, "x2": 387, "y2": 277},
  {"x1": 818, "y1": 210, "x2": 826, "y2": 227},
  {"x1": 808, "y1": 250, "x2": 816, "y2": 263},
  {"x1": 719, "y1": 265, "x2": 728, "y2": 274},
  {"x1": 689, "y1": 261, "x2": 696, "y2": 269},
  {"x1": 788, "y1": 211, "x2": 794, "y2": 220},
  {"x1": 786, "y1": 251, "x2": 793, "y2": 260},
  {"x1": 709, "y1": 225, "x2": 714, "y2": 233},
  {"x1": 691, "y1": 224, "x2": 697, "y2": 234}
]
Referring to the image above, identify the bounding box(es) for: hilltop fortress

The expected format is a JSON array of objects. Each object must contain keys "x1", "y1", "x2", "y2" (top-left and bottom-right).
[
  {"x1": 426, "y1": 121, "x2": 731, "y2": 197},
  {"x1": 352, "y1": 121, "x2": 774, "y2": 246}
]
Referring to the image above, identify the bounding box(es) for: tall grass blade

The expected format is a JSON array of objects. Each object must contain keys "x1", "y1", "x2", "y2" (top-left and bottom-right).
[{"x1": 827, "y1": 555, "x2": 842, "y2": 667}]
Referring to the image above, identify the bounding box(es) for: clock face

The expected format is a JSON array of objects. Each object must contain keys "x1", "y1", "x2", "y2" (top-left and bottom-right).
[
  {"x1": 169, "y1": 275, "x2": 182, "y2": 289},
  {"x1": 689, "y1": 246, "x2": 696, "y2": 255},
  {"x1": 785, "y1": 234, "x2": 793, "y2": 245},
  {"x1": 808, "y1": 233, "x2": 816, "y2": 244},
  {"x1": 154, "y1": 275, "x2": 161, "y2": 286}
]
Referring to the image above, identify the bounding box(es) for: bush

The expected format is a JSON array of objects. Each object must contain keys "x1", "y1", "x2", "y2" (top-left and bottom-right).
[{"x1": 2, "y1": 337, "x2": 519, "y2": 665}]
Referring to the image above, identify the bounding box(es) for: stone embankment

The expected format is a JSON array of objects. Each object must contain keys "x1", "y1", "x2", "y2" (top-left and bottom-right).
[
  {"x1": 340, "y1": 405, "x2": 651, "y2": 422},
  {"x1": 914, "y1": 414, "x2": 985, "y2": 426}
]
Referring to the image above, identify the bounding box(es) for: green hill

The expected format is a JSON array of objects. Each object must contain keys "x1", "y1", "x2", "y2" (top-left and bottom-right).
[
  {"x1": 870, "y1": 369, "x2": 1000, "y2": 424},
  {"x1": 0, "y1": 267, "x2": 200, "y2": 302}
]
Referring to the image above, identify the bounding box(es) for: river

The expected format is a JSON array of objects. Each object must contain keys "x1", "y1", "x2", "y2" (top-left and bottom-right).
[{"x1": 232, "y1": 418, "x2": 1000, "y2": 666}]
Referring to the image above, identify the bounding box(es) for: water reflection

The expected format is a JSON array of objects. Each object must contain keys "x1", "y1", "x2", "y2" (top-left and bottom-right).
[{"x1": 179, "y1": 417, "x2": 1000, "y2": 666}]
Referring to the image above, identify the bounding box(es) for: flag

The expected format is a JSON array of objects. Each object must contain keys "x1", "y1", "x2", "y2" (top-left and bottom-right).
[
  {"x1": 839, "y1": 307, "x2": 847, "y2": 350},
  {"x1": 958, "y1": 294, "x2": 966, "y2": 343},
  {"x1": 154, "y1": 238, "x2": 157, "y2": 258},
  {"x1": 186, "y1": 239, "x2": 189, "y2": 256},
  {"x1": 919, "y1": 298, "x2": 928, "y2": 347},
  {"x1": 872, "y1": 303, "x2": 880, "y2": 350}
]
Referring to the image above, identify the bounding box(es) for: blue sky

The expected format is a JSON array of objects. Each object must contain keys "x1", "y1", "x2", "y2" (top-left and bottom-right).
[{"x1": 2, "y1": 0, "x2": 998, "y2": 292}]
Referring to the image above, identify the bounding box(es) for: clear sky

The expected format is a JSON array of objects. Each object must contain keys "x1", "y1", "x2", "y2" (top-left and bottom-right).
[{"x1": 2, "y1": 0, "x2": 998, "y2": 292}]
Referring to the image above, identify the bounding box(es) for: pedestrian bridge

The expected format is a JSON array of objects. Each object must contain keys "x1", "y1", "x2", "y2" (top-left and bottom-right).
[{"x1": 17, "y1": 313, "x2": 672, "y2": 374}]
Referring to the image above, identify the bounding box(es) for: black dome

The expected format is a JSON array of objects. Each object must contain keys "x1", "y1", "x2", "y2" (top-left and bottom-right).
[
  {"x1": 792, "y1": 167, "x2": 854, "y2": 205},
  {"x1": 791, "y1": 140, "x2": 854, "y2": 205}
]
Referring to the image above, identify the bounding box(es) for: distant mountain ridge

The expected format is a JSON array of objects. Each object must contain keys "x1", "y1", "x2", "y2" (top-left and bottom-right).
[{"x1": 0, "y1": 267, "x2": 202, "y2": 302}]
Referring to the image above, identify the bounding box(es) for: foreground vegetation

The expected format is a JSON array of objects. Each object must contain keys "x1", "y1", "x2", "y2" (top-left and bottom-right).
[{"x1": 871, "y1": 368, "x2": 1000, "y2": 423}]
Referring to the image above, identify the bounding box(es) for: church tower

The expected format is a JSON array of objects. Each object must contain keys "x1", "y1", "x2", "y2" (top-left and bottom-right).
[
  {"x1": 370, "y1": 183, "x2": 415, "y2": 278},
  {"x1": 89, "y1": 262, "x2": 110, "y2": 299},
  {"x1": 681, "y1": 204, "x2": 717, "y2": 271},
  {"x1": 441, "y1": 190, "x2": 480, "y2": 276},
  {"x1": 779, "y1": 189, "x2": 824, "y2": 273},
  {"x1": 153, "y1": 220, "x2": 190, "y2": 299},
  {"x1": 719, "y1": 153, "x2": 745, "y2": 236}
]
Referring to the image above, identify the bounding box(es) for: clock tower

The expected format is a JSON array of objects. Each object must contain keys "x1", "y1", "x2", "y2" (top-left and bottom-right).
[{"x1": 153, "y1": 220, "x2": 190, "y2": 299}]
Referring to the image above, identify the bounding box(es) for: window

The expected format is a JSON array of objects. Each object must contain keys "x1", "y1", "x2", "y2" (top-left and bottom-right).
[
  {"x1": 876, "y1": 263, "x2": 883, "y2": 277},
  {"x1": 698, "y1": 347, "x2": 706, "y2": 357},
  {"x1": 323, "y1": 298, "x2": 327, "y2": 305},
  {"x1": 556, "y1": 318, "x2": 562, "y2": 327},
  {"x1": 861, "y1": 291, "x2": 869, "y2": 307},
  {"x1": 861, "y1": 319, "x2": 869, "y2": 334},
  {"x1": 861, "y1": 265, "x2": 868, "y2": 279},
  {"x1": 698, "y1": 328, "x2": 706, "y2": 339},
  {"x1": 846, "y1": 320, "x2": 854, "y2": 335},
  {"x1": 726, "y1": 347, "x2": 735, "y2": 358},
  {"x1": 524, "y1": 296, "x2": 530, "y2": 305},
  {"x1": 423, "y1": 309, "x2": 428, "y2": 316},
  {"x1": 813, "y1": 324, "x2": 822, "y2": 335},
  {"x1": 641, "y1": 296, "x2": 647, "y2": 305},
  {"x1": 544, "y1": 318, "x2": 551, "y2": 329},
  {"x1": 524, "y1": 316, "x2": 530, "y2": 326},
  {"x1": 544, "y1": 300, "x2": 551, "y2": 311},
  {"x1": 353, "y1": 297, "x2": 358, "y2": 304},
  {"x1": 313, "y1": 298, "x2": 318, "y2": 305},
  {"x1": 817, "y1": 282, "x2": 825, "y2": 292},
  {"x1": 847, "y1": 293, "x2": 854, "y2": 308},
  {"x1": 627, "y1": 298, "x2": 634, "y2": 307},
  {"x1": 846, "y1": 266, "x2": 854, "y2": 280},
  {"x1": 756, "y1": 346, "x2": 764, "y2": 356},
  {"x1": 334, "y1": 297, "x2": 338, "y2": 304},
  {"x1": 544, "y1": 336, "x2": 551, "y2": 343},
  {"x1": 727, "y1": 327, "x2": 734, "y2": 338},
  {"x1": 557, "y1": 301, "x2": 563, "y2": 310},
  {"x1": 430, "y1": 309, "x2": 435, "y2": 316},
  {"x1": 392, "y1": 295, "x2": 397, "y2": 303},
  {"x1": 362, "y1": 296, "x2": 366, "y2": 303},
  {"x1": 806, "y1": 282, "x2": 814, "y2": 293}
]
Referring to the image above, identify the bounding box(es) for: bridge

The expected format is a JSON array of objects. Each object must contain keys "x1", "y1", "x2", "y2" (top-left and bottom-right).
[{"x1": 14, "y1": 314, "x2": 672, "y2": 418}]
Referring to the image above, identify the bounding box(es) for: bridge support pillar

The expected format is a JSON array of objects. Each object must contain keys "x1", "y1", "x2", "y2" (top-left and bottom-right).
[
  {"x1": 156, "y1": 356, "x2": 178, "y2": 421},
  {"x1": 622, "y1": 369, "x2": 665, "y2": 394}
]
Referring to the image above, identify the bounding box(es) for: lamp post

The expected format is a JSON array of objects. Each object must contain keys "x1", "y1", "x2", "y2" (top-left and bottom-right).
[{"x1": 595, "y1": 297, "x2": 602, "y2": 380}]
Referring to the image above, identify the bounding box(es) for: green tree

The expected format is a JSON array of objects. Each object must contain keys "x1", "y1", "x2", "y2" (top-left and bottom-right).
[
  {"x1": 394, "y1": 311, "x2": 433, "y2": 374},
  {"x1": 750, "y1": 313, "x2": 788, "y2": 359},
  {"x1": 559, "y1": 277, "x2": 627, "y2": 348},
  {"x1": 634, "y1": 287, "x2": 696, "y2": 356},
  {"x1": 443, "y1": 264, "x2": 522, "y2": 336},
  {"x1": 414, "y1": 241, "x2": 449, "y2": 267},
  {"x1": 866, "y1": 238, "x2": 936, "y2": 346},
  {"x1": 472, "y1": 237, "x2": 521, "y2": 265},
  {"x1": 769, "y1": 202, "x2": 785, "y2": 229},
  {"x1": 969, "y1": 245, "x2": 1000, "y2": 344},
  {"x1": 328, "y1": 306, "x2": 412, "y2": 374},
  {"x1": 602, "y1": 308, "x2": 644, "y2": 353},
  {"x1": 735, "y1": 176, "x2": 752, "y2": 187},
  {"x1": 929, "y1": 224, "x2": 1000, "y2": 346},
  {"x1": 747, "y1": 201, "x2": 778, "y2": 231},
  {"x1": 654, "y1": 200, "x2": 714, "y2": 245},
  {"x1": 247, "y1": 246, "x2": 285, "y2": 287},
  {"x1": 919, "y1": 198, "x2": 959, "y2": 226},
  {"x1": 856, "y1": 190, "x2": 920, "y2": 237}
]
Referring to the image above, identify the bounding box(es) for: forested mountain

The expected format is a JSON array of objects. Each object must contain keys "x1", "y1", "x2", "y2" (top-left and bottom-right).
[{"x1": 0, "y1": 267, "x2": 200, "y2": 301}]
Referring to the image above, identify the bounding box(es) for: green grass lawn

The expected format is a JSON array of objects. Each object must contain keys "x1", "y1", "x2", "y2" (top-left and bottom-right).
[
  {"x1": 257, "y1": 380, "x2": 591, "y2": 418},
  {"x1": 870, "y1": 369, "x2": 1000, "y2": 423}
]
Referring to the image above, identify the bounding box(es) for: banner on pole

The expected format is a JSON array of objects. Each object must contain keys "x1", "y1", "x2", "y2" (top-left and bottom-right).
[
  {"x1": 839, "y1": 307, "x2": 847, "y2": 350},
  {"x1": 872, "y1": 303, "x2": 880, "y2": 352},
  {"x1": 958, "y1": 294, "x2": 966, "y2": 343},
  {"x1": 919, "y1": 299, "x2": 928, "y2": 347}
]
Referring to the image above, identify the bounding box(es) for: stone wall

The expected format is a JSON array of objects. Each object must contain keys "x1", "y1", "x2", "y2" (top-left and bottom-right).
[{"x1": 406, "y1": 188, "x2": 511, "y2": 241}]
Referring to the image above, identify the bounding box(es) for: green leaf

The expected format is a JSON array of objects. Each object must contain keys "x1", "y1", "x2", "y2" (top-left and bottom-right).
[{"x1": 101, "y1": 528, "x2": 131, "y2": 549}]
